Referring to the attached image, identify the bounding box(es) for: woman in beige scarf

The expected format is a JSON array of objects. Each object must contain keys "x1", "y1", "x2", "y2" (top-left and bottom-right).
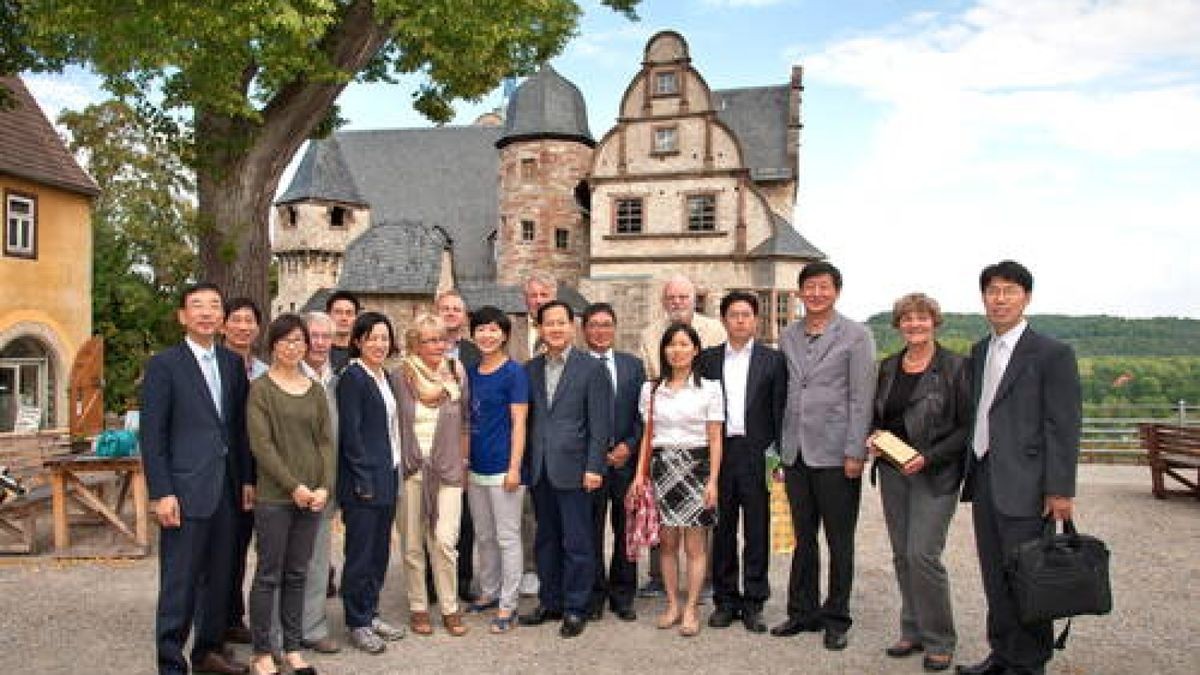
[{"x1": 391, "y1": 313, "x2": 470, "y2": 637}]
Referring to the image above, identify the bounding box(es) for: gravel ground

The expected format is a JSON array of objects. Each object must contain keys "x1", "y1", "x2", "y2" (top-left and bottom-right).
[{"x1": 1, "y1": 465, "x2": 1197, "y2": 674}]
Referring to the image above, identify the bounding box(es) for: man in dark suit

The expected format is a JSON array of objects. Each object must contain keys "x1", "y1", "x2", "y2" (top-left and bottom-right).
[
  {"x1": 437, "y1": 288, "x2": 481, "y2": 604},
  {"x1": 580, "y1": 302, "x2": 644, "y2": 622},
  {"x1": 519, "y1": 300, "x2": 613, "y2": 638},
  {"x1": 700, "y1": 291, "x2": 787, "y2": 633},
  {"x1": 141, "y1": 282, "x2": 251, "y2": 675},
  {"x1": 958, "y1": 261, "x2": 1081, "y2": 675}
]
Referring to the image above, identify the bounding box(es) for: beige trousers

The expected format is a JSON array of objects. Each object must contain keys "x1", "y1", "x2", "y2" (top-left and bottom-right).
[{"x1": 400, "y1": 473, "x2": 463, "y2": 615}]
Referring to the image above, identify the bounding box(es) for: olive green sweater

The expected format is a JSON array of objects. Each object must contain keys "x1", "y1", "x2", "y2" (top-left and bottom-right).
[{"x1": 247, "y1": 375, "x2": 335, "y2": 504}]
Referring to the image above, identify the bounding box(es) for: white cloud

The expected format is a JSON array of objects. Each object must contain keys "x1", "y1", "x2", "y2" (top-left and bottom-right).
[
  {"x1": 791, "y1": 0, "x2": 1200, "y2": 319},
  {"x1": 701, "y1": 0, "x2": 789, "y2": 7}
]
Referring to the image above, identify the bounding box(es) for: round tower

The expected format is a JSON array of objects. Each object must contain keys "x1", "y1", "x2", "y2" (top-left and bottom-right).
[{"x1": 495, "y1": 65, "x2": 595, "y2": 288}]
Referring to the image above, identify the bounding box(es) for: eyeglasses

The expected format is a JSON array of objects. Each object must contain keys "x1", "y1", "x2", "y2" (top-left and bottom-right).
[
  {"x1": 585, "y1": 321, "x2": 615, "y2": 329},
  {"x1": 984, "y1": 285, "x2": 1025, "y2": 300},
  {"x1": 279, "y1": 337, "x2": 307, "y2": 347},
  {"x1": 419, "y1": 336, "x2": 447, "y2": 345}
]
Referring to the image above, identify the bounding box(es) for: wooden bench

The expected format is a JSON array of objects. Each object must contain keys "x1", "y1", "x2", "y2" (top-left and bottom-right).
[
  {"x1": 1138, "y1": 423, "x2": 1200, "y2": 500},
  {"x1": 0, "y1": 431, "x2": 69, "y2": 553}
]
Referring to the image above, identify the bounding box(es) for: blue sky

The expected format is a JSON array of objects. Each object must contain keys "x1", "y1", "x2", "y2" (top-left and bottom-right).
[{"x1": 22, "y1": 0, "x2": 1200, "y2": 321}]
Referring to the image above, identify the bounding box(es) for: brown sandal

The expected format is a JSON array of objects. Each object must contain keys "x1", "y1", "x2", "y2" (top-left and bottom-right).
[
  {"x1": 443, "y1": 612, "x2": 468, "y2": 637},
  {"x1": 410, "y1": 610, "x2": 433, "y2": 635}
]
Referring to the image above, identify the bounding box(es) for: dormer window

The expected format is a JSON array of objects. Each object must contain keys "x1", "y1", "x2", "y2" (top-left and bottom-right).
[
  {"x1": 654, "y1": 70, "x2": 679, "y2": 96},
  {"x1": 330, "y1": 206, "x2": 348, "y2": 228}
]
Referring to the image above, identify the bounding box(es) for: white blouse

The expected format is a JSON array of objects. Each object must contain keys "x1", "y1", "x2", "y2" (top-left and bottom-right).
[{"x1": 639, "y1": 378, "x2": 725, "y2": 449}]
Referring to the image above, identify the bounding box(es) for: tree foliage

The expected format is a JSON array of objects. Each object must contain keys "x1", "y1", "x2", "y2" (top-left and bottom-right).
[
  {"x1": 14, "y1": 0, "x2": 640, "y2": 314},
  {"x1": 59, "y1": 100, "x2": 199, "y2": 411}
]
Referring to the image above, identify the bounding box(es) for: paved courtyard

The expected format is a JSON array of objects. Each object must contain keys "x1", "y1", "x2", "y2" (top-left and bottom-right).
[{"x1": 1, "y1": 465, "x2": 1196, "y2": 674}]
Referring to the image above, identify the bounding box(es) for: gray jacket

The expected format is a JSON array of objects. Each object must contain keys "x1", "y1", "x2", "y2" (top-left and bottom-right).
[{"x1": 779, "y1": 312, "x2": 876, "y2": 468}]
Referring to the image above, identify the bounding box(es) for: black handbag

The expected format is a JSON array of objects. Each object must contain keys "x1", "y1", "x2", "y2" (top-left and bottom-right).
[{"x1": 1006, "y1": 518, "x2": 1112, "y2": 646}]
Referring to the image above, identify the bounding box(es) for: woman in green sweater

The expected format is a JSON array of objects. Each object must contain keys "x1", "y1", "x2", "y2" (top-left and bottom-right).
[{"x1": 246, "y1": 313, "x2": 335, "y2": 675}]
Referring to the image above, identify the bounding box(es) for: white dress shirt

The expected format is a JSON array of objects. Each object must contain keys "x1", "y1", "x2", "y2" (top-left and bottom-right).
[
  {"x1": 722, "y1": 339, "x2": 754, "y2": 437},
  {"x1": 973, "y1": 319, "x2": 1028, "y2": 457},
  {"x1": 639, "y1": 378, "x2": 725, "y2": 449},
  {"x1": 589, "y1": 348, "x2": 618, "y2": 390}
]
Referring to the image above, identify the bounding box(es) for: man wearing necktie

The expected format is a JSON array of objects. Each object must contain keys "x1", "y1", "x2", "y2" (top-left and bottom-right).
[
  {"x1": 141, "y1": 282, "x2": 252, "y2": 675},
  {"x1": 581, "y1": 303, "x2": 645, "y2": 622},
  {"x1": 958, "y1": 261, "x2": 1081, "y2": 675}
]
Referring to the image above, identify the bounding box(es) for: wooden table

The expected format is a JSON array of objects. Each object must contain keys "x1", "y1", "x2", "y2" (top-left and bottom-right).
[{"x1": 43, "y1": 455, "x2": 149, "y2": 557}]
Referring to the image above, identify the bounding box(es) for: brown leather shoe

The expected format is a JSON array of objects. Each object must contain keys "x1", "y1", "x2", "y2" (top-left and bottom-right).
[
  {"x1": 443, "y1": 612, "x2": 468, "y2": 637},
  {"x1": 299, "y1": 637, "x2": 341, "y2": 654},
  {"x1": 193, "y1": 650, "x2": 250, "y2": 674},
  {"x1": 410, "y1": 611, "x2": 433, "y2": 635}
]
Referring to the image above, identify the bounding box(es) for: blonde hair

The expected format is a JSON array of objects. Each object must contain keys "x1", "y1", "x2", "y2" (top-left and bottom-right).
[
  {"x1": 404, "y1": 313, "x2": 446, "y2": 354},
  {"x1": 891, "y1": 293, "x2": 943, "y2": 328},
  {"x1": 524, "y1": 270, "x2": 558, "y2": 294}
]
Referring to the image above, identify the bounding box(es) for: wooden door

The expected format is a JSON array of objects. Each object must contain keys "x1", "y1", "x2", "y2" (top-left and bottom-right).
[{"x1": 69, "y1": 336, "x2": 104, "y2": 438}]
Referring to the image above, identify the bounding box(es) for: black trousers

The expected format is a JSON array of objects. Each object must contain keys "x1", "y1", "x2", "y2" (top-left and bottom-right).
[
  {"x1": 227, "y1": 501, "x2": 254, "y2": 627},
  {"x1": 156, "y1": 483, "x2": 236, "y2": 674},
  {"x1": 591, "y1": 467, "x2": 636, "y2": 611},
  {"x1": 340, "y1": 502, "x2": 396, "y2": 629},
  {"x1": 249, "y1": 503, "x2": 321, "y2": 654},
  {"x1": 783, "y1": 459, "x2": 862, "y2": 632},
  {"x1": 530, "y1": 477, "x2": 595, "y2": 616},
  {"x1": 712, "y1": 437, "x2": 770, "y2": 612},
  {"x1": 971, "y1": 455, "x2": 1054, "y2": 671}
]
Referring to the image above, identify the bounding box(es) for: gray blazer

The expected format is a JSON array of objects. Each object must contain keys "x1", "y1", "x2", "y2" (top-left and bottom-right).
[
  {"x1": 779, "y1": 312, "x2": 877, "y2": 468},
  {"x1": 525, "y1": 348, "x2": 614, "y2": 489},
  {"x1": 961, "y1": 327, "x2": 1081, "y2": 517}
]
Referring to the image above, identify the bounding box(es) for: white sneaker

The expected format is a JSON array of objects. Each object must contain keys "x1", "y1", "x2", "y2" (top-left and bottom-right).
[
  {"x1": 371, "y1": 616, "x2": 406, "y2": 641},
  {"x1": 519, "y1": 572, "x2": 540, "y2": 597}
]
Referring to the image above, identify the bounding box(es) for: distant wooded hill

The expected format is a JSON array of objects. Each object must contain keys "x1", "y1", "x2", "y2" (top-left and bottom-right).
[
  {"x1": 866, "y1": 313, "x2": 1200, "y2": 357},
  {"x1": 864, "y1": 314, "x2": 1200, "y2": 405}
]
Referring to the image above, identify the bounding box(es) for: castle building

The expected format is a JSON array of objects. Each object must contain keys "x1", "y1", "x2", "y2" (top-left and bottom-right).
[{"x1": 273, "y1": 30, "x2": 823, "y2": 349}]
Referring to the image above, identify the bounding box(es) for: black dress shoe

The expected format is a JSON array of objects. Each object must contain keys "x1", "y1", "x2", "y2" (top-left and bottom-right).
[
  {"x1": 224, "y1": 625, "x2": 252, "y2": 645},
  {"x1": 613, "y1": 607, "x2": 637, "y2": 622},
  {"x1": 770, "y1": 616, "x2": 823, "y2": 636},
  {"x1": 823, "y1": 629, "x2": 849, "y2": 651},
  {"x1": 559, "y1": 614, "x2": 586, "y2": 638},
  {"x1": 923, "y1": 654, "x2": 953, "y2": 672},
  {"x1": 588, "y1": 604, "x2": 604, "y2": 621},
  {"x1": 518, "y1": 605, "x2": 563, "y2": 626},
  {"x1": 742, "y1": 608, "x2": 767, "y2": 633},
  {"x1": 708, "y1": 606, "x2": 739, "y2": 628},
  {"x1": 956, "y1": 655, "x2": 1006, "y2": 675},
  {"x1": 193, "y1": 651, "x2": 249, "y2": 675},
  {"x1": 886, "y1": 641, "x2": 924, "y2": 658}
]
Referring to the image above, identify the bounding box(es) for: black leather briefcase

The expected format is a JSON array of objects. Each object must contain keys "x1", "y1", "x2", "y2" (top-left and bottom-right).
[{"x1": 1006, "y1": 518, "x2": 1113, "y2": 626}]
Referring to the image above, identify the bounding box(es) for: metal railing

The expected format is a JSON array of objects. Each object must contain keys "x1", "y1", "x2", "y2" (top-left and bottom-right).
[{"x1": 1081, "y1": 400, "x2": 1197, "y2": 463}]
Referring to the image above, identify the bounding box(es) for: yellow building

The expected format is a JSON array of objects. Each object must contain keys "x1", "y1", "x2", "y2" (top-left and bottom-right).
[{"x1": 0, "y1": 76, "x2": 98, "y2": 432}]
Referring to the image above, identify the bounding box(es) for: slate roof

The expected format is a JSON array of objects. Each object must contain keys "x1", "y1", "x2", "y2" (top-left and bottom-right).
[
  {"x1": 749, "y1": 211, "x2": 825, "y2": 259},
  {"x1": 276, "y1": 136, "x2": 367, "y2": 206},
  {"x1": 459, "y1": 282, "x2": 589, "y2": 316},
  {"x1": 292, "y1": 125, "x2": 504, "y2": 284},
  {"x1": 338, "y1": 220, "x2": 449, "y2": 295},
  {"x1": 0, "y1": 76, "x2": 99, "y2": 197},
  {"x1": 496, "y1": 65, "x2": 594, "y2": 149},
  {"x1": 714, "y1": 85, "x2": 793, "y2": 182}
]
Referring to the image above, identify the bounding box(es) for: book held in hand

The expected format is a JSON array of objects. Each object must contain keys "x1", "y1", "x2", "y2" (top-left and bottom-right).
[{"x1": 871, "y1": 431, "x2": 920, "y2": 468}]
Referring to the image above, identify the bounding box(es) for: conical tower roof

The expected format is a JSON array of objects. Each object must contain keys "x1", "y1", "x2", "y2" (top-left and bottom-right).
[{"x1": 496, "y1": 65, "x2": 594, "y2": 149}]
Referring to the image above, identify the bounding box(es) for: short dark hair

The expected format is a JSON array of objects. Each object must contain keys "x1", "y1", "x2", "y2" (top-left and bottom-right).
[
  {"x1": 979, "y1": 260, "x2": 1033, "y2": 293},
  {"x1": 348, "y1": 311, "x2": 397, "y2": 358},
  {"x1": 582, "y1": 302, "x2": 616, "y2": 326},
  {"x1": 537, "y1": 300, "x2": 574, "y2": 325},
  {"x1": 325, "y1": 290, "x2": 362, "y2": 313},
  {"x1": 225, "y1": 297, "x2": 262, "y2": 325},
  {"x1": 798, "y1": 261, "x2": 842, "y2": 290},
  {"x1": 720, "y1": 291, "x2": 759, "y2": 317},
  {"x1": 657, "y1": 322, "x2": 703, "y2": 386},
  {"x1": 178, "y1": 282, "x2": 223, "y2": 309},
  {"x1": 266, "y1": 313, "x2": 310, "y2": 352},
  {"x1": 469, "y1": 305, "x2": 512, "y2": 342}
]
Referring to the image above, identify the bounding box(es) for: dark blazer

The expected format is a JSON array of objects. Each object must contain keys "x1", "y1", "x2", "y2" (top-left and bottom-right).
[
  {"x1": 336, "y1": 362, "x2": 400, "y2": 507},
  {"x1": 961, "y1": 328, "x2": 1081, "y2": 517},
  {"x1": 872, "y1": 345, "x2": 971, "y2": 495},
  {"x1": 525, "y1": 348, "x2": 613, "y2": 489},
  {"x1": 698, "y1": 341, "x2": 787, "y2": 454},
  {"x1": 606, "y1": 350, "x2": 645, "y2": 479},
  {"x1": 454, "y1": 338, "x2": 482, "y2": 370},
  {"x1": 141, "y1": 342, "x2": 250, "y2": 519}
]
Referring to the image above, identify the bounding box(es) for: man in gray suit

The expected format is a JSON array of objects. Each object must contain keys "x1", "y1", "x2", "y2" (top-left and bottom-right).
[
  {"x1": 773, "y1": 262, "x2": 876, "y2": 651},
  {"x1": 518, "y1": 300, "x2": 613, "y2": 638},
  {"x1": 957, "y1": 261, "x2": 1081, "y2": 675}
]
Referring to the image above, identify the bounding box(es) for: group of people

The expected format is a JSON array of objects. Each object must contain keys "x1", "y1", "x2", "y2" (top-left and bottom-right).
[{"x1": 142, "y1": 259, "x2": 1081, "y2": 675}]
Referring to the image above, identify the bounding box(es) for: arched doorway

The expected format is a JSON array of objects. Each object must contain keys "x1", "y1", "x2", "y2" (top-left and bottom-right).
[{"x1": 0, "y1": 335, "x2": 55, "y2": 431}]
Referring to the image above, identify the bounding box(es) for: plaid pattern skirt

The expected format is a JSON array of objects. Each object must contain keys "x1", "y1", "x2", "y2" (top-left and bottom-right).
[{"x1": 651, "y1": 446, "x2": 716, "y2": 528}]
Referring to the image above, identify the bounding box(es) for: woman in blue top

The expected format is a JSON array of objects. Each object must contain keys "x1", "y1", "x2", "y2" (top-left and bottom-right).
[{"x1": 464, "y1": 305, "x2": 530, "y2": 633}]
